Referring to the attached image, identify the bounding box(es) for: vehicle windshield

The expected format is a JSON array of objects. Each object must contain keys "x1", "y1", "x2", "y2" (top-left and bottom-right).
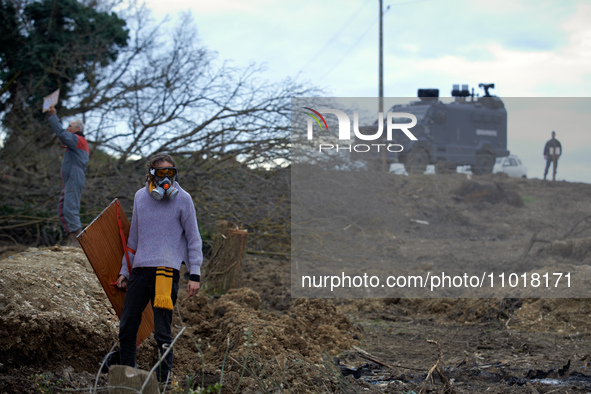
[
  {"x1": 495, "y1": 157, "x2": 503, "y2": 164},
  {"x1": 389, "y1": 105, "x2": 430, "y2": 122}
]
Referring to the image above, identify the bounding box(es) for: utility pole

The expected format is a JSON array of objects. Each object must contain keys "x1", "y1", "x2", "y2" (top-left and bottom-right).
[
  {"x1": 379, "y1": 0, "x2": 386, "y2": 172},
  {"x1": 379, "y1": 0, "x2": 384, "y2": 115}
]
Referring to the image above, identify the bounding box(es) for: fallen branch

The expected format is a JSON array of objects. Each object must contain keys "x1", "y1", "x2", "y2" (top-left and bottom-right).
[
  {"x1": 522, "y1": 214, "x2": 591, "y2": 258},
  {"x1": 352, "y1": 345, "x2": 393, "y2": 369},
  {"x1": 246, "y1": 250, "x2": 289, "y2": 258},
  {"x1": 419, "y1": 339, "x2": 455, "y2": 394},
  {"x1": 521, "y1": 232, "x2": 552, "y2": 259},
  {"x1": 561, "y1": 214, "x2": 591, "y2": 240}
]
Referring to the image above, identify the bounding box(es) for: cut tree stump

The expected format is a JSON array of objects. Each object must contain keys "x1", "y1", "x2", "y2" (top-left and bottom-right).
[{"x1": 202, "y1": 220, "x2": 248, "y2": 293}]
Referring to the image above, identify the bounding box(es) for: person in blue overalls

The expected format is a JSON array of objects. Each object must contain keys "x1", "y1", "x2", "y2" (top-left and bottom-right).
[{"x1": 47, "y1": 106, "x2": 89, "y2": 246}]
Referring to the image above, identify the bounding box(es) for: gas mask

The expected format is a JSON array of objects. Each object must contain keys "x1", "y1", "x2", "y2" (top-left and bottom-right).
[{"x1": 149, "y1": 167, "x2": 179, "y2": 200}]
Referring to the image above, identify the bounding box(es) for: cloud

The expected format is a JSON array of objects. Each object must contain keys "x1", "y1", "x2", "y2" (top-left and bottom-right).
[
  {"x1": 381, "y1": 5, "x2": 591, "y2": 98},
  {"x1": 145, "y1": 0, "x2": 276, "y2": 15}
]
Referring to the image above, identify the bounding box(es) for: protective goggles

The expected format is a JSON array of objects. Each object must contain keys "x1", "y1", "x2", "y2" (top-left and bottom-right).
[{"x1": 150, "y1": 167, "x2": 177, "y2": 178}]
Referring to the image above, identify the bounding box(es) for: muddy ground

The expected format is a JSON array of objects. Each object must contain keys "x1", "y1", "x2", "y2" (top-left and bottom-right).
[{"x1": 1, "y1": 172, "x2": 591, "y2": 393}]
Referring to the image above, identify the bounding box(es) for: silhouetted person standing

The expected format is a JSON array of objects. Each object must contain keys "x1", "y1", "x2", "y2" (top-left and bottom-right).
[
  {"x1": 47, "y1": 106, "x2": 89, "y2": 246},
  {"x1": 543, "y1": 131, "x2": 562, "y2": 181}
]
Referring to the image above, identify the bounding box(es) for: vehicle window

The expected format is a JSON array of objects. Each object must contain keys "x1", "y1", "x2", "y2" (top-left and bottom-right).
[
  {"x1": 495, "y1": 157, "x2": 503, "y2": 164},
  {"x1": 508, "y1": 158, "x2": 517, "y2": 166}
]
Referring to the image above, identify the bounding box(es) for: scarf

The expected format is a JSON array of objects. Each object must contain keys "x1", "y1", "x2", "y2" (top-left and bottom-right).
[{"x1": 154, "y1": 267, "x2": 174, "y2": 310}]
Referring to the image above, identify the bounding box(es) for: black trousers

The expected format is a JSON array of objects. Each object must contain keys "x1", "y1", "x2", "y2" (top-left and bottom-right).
[{"x1": 118, "y1": 267, "x2": 179, "y2": 381}]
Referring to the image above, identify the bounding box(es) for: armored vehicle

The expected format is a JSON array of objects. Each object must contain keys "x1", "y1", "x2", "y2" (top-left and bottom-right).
[{"x1": 355, "y1": 83, "x2": 509, "y2": 174}]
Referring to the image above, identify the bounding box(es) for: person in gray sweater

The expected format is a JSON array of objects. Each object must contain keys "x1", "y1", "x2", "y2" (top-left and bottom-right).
[
  {"x1": 47, "y1": 106, "x2": 89, "y2": 247},
  {"x1": 116, "y1": 153, "x2": 202, "y2": 383}
]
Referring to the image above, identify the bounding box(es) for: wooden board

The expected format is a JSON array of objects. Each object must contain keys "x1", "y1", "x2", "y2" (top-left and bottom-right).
[{"x1": 78, "y1": 198, "x2": 154, "y2": 344}]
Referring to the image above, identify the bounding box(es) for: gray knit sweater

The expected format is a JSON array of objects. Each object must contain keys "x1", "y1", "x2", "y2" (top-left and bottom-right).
[{"x1": 119, "y1": 182, "x2": 203, "y2": 279}]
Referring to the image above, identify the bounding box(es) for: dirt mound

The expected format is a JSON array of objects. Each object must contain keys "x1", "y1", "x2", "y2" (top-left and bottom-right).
[
  {"x1": 454, "y1": 179, "x2": 523, "y2": 207},
  {"x1": 512, "y1": 298, "x2": 591, "y2": 334},
  {"x1": 167, "y1": 289, "x2": 359, "y2": 391},
  {"x1": 206, "y1": 292, "x2": 356, "y2": 360},
  {"x1": 0, "y1": 248, "x2": 358, "y2": 392},
  {"x1": 238, "y1": 256, "x2": 291, "y2": 311},
  {"x1": 0, "y1": 246, "x2": 117, "y2": 371}
]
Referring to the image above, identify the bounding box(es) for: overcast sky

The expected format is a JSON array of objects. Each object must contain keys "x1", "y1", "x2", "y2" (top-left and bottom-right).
[{"x1": 145, "y1": 0, "x2": 591, "y2": 183}]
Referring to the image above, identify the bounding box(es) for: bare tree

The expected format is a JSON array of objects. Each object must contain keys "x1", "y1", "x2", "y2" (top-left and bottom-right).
[
  {"x1": 0, "y1": 2, "x2": 318, "y2": 246},
  {"x1": 61, "y1": 8, "x2": 314, "y2": 168}
]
